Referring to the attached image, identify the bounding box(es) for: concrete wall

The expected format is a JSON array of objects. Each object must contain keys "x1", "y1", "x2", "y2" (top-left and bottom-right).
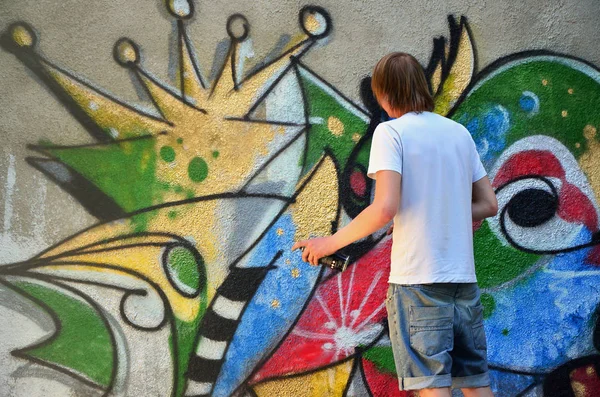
[{"x1": 1, "y1": 0, "x2": 600, "y2": 396}]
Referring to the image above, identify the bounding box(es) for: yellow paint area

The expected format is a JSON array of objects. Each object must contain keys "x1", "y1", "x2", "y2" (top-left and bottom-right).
[
  {"x1": 433, "y1": 25, "x2": 474, "y2": 116},
  {"x1": 304, "y1": 13, "x2": 322, "y2": 35},
  {"x1": 156, "y1": 122, "x2": 286, "y2": 195},
  {"x1": 115, "y1": 40, "x2": 138, "y2": 64},
  {"x1": 253, "y1": 359, "x2": 353, "y2": 397},
  {"x1": 431, "y1": 61, "x2": 442, "y2": 94},
  {"x1": 12, "y1": 25, "x2": 33, "y2": 47},
  {"x1": 290, "y1": 155, "x2": 339, "y2": 241},
  {"x1": 579, "y1": 124, "x2": 600, "y2": 204},
  {"x1": 327, "y1": 116, "x2": 345, "y2": 136},
  {"x1": 47, "y1": 67, "x2": 169, "y2": 139}
]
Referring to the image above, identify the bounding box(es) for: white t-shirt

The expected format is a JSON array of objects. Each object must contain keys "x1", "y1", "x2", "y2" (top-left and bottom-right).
[{"x1": 367, "y1": 111, "x2": 487, "y2": 284}]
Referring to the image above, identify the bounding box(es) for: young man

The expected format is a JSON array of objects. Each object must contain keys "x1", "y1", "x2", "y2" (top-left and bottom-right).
[{"x1": 292, "y1": 52, "x2": 498, "y2": 397}]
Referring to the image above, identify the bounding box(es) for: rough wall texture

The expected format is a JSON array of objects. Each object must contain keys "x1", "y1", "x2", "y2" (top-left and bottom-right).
[{"x1": 1, "y1": 1, "x2": 600, "y2": 396}]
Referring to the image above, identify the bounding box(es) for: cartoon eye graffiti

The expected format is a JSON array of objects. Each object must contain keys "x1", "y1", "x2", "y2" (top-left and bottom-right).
[
  {"x1": 501, "y1": 177, "x2": 558, "y2": 228},
  {"x1": 488, "y1": 136, "x2": 600, "y2": 261},
  {"x1": 495, "y1": 175, "x2": 577, "y2": 253}
]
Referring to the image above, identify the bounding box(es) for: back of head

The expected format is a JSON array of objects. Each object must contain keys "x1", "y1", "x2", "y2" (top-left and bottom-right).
[{"x1": 371, "y1": 52, "x2": 434, "y2": 114}]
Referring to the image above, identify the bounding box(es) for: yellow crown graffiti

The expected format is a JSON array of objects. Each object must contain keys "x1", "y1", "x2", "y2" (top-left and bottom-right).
[{"x1": 4, "y1": 2, "x2": 333, "y2": 216}]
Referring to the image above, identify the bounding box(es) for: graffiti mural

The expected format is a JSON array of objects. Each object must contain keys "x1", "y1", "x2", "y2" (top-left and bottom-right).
[{"x1": 1, "y1": 2, "x2": 600, "y2": 396}]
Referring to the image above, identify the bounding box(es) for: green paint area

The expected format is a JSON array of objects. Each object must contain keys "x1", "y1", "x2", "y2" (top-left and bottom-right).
[
  {"x1": 298, "y1": 68, "x2": 369, "y2": 175},
  {"x1": 160, "y1": 145, "x2": 176, "y2": 162},
  {"x1": 177, "y1": 138, "x2": 183, "y2": 144},
  {"x1": 362, "y1": 345, "x2": 396, "y2": 375},
  {"x1": 212, "y1": 151, "x2": 219, "y2": 159},
  {"x1": 13, "y1": 281, "x2": 114, "y2": 387},
  {"x1": 473, "y1": 221, "x2": 540, "y2": 289},
  {"x1": 480, "y1": 292, "x2": 496, "y2": 319},
  {"x1": 167, "y1": 245, "x2": 207, "y2": 396},
  {"x1": 188, "y1": 157, "x2": 208, "y2": 183},
  {"x1": 452, "y1": 58, "x2": 600, "y2": 157},
  {"x1": 45, "y1": 138, "x2": 162, "y2": 231},
  {"x1": 171, "y1": 294, "x2": 207, "y2": 397},
  {"x1": 168, "y1": 210, "x2": 178, "y2": 219},
  {"x1": 502, "y1": 328, "x2": 510, "y2": 336},
  {"x1": 166, "y1": 247, "x2": 202, "y2": 295}
]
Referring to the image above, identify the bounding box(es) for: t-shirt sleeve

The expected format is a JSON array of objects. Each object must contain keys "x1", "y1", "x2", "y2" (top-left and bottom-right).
[
  {"x1": 367, "y1": 123, "x2": 403, "y2": 180},
  {"x1": 470, "y1": 136, "x2": 487, "y2": 182}
]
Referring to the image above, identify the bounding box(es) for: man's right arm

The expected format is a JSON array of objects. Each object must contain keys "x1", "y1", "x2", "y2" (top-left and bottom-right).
[{"x1": 472, "y1": 176, "x2": 498, "y2": 221}]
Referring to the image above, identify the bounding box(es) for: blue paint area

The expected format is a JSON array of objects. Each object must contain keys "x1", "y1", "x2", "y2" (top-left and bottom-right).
[
  {"x1": 212, "y1": 213, "x2": 323, "y2": 396},
  {"x1": 488, "y1": 369, "x2": 539, "y2": 397},
  {"x1": 519, "y1": 95, "x2": 535, "y2": 112},
  {"x1": 518, "y1": 91, "x2": 540, "y2": 116},
  {"x1": 485, "y1": 227, "x2": 600, "y2": 372},
  {"x1": 459, "y1": 104, "x2": 510, "y2": 166}
]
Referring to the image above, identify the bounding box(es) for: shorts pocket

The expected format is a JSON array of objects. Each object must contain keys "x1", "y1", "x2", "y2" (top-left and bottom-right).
[
  {"x1": 409, "y1": 305, "x2": 453, "y2": 356},
  {"x1": 471, "y1": 303, "x2": 487, "y2": 351}
]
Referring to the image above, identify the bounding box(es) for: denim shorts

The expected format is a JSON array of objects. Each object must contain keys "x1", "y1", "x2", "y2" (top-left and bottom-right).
[{"x1": 385, "y1": 282, "x2": 490, "y2": 391}]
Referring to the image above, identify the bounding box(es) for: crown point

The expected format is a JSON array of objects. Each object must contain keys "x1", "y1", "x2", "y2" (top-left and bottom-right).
[
  {"x1": 10, "y1": 23, "x2": 36, "y2": 48},
  {"x1": 114, "y1": 38, "x2": 140, "y2": 67},
  {"x1": 226, "y1": 14, "x2": 250, "y2": 42},
  {"x1": 299, "y1": 6, "x2": 332, "y2": 39},
  {"x1": 167, "y1": 0, "x2": 193, "y2": 19}
]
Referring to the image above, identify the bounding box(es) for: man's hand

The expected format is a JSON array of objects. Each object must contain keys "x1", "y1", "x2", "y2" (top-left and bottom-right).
[{"x1": 291, "y1": 236, "x2": 338, "y2": 266}]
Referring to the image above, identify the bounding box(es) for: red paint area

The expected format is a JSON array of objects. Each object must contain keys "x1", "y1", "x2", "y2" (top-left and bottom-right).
[
  {"x1": 350, "y1": 169, "x2": 368, "y2": 197},
  {"x1": 557, "y1": 183, "x2": 598, "y2": 232},
  {"x1": 569, "y1": 364, "x2": 600, "y2": 396},
  {"x1": 362, "y1": 358, "x2": 416, "y2": 397},
  {"x1": 493, "y1": 149, "x2": 600, "y2": 262},
  {"x1": 493, "y1": 150, "x2": 565, "y2": 188},
  {"x1": 252, "y1": 239, "x2": 392, "y2": 383}
]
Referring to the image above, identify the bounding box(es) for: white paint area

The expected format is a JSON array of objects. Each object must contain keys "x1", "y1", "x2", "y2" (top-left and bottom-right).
[
  {"x1": 237, "y1": 38, "x2": 255, "y2": 84},
  {"x1": 264, "y1": 67, "x2": 305, "y2": 124},
  {"x1": 185, "y1": 380, "x2": 213, "y2": 395},
  {"x1": 0, "y1": 155, "x2": 49, "y2": 265},
  {"x1": 212, "y1": 295, "x2": 245, "y2": 320},
  {"x1": 172, "y1": 0, "x2": 191, "y2": 17},
  {"x1": 195, "y1": 337, "x2": 228, "y2": 360},
  {"x1": 243, "y1": 129, "x2": 305, "y2": 197},
  {"x1": 2, "y1": 154, "x2": 16, "y2": 235}
]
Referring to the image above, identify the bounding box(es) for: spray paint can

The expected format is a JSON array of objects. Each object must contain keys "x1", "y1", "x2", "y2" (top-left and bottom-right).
[{"x1": 299, "y1": 247, "x2": 351, "y2": 272}]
